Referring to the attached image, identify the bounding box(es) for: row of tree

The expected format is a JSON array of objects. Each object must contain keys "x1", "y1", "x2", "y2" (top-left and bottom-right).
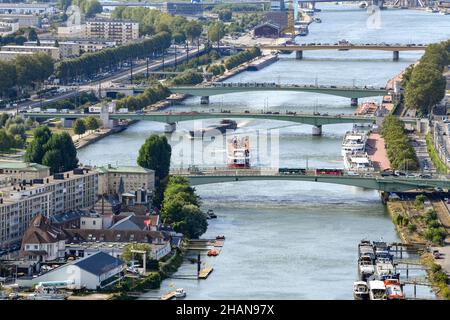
[
  {"x1": 0, "y1": 53, "x2": 54, "y2": 98},
  {"x1": 111, "y1": 7, "x2": 203, "y2": 44},
  {"x1": 25, "y1": 126, "x2": 78, "y2": 174},
  {"x1": 115, "y1": 84, "x2": 170, "y2": 111},
  {"x1": 224, "y1": 47, "x2": 261, "y2": 70},
  {"x1": 56, "y1": 32, "x2": 172, "y2": 82},
  {"x1": 380, "y1": 114, "x2": 419, "y2": 171},
  {"x1": 72, "y1": 115, "x2": 102, "y2": 137},
  {"x1": 169, "y1": 70, "x2": 204, "y2": 86},
  {"x1": 402, "y1": 40, "x2": 450, "y2": 115}
]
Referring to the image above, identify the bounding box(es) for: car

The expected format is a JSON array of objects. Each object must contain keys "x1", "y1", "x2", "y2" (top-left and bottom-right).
[
  {"x1": 347, "y1": 171, "x2": 359, "y2": 176},
  {"x1": 420, "y1": 174, "x2": 432, "y2": 179}
]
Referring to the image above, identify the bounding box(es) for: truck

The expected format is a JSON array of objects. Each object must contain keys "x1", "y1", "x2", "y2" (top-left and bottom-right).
[
  {"x1": 117, "y1": 108, "x2": 129, "y2": 113},
  {"x1": 45, "y1": 108, "x2": 57, "y2": 113}
]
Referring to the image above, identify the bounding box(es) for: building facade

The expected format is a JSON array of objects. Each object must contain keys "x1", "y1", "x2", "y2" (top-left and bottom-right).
[
  {"x1": 85, "y1": 19, "x2": 139, "y2": 44},
  {"x1": 0, "y1": 161, "x2": 50, "y2": 186},
  {"x1": 0, "y1": 168, "x2": 98, "y2": 247},
  {"x1": 97, "y1": 165, "x2": 155, "y2": 196},
  {"x1": 24, "y1": 40, "x2": 81, "y2": 59},
  {"x1": 0, "y1": 45, "x2": 60, "y2": 60}
]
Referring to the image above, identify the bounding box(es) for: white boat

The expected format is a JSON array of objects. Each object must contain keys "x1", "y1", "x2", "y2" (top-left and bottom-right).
[
  {"x1": 439, "y1": 10, "x2": 449, "y2": 15},
  {"x1": 375, "y1": 257, "x2": 395, "y2": 278},
  {"x1": 344, "y1": 152, "x2": 373, "y2": 171},
  {"x1": 368, "y1": 280, "x2": 387, "y2": 300},
  {"x1": 341, "y1": 129, "x2": 369, "y2": 157},
  {"x1": 175, "y1": 288, "x2": 186, "y2": 298},
  {"x1": 358, "y1": 256, "x2": 375, "y2": 280},
  {"x1": 353, "y1": 281, "x2": 369, "y2": 300}
]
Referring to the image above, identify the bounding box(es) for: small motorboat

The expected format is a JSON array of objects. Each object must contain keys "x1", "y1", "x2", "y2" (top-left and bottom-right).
[
  {"x1": 353, "y1": 281, "x2": 369, "y2": 300},
  {"x1": 207, "y1": 209, "x2": 217, "y2": 219},
  {"x1": 368, "y1": 280, "x2": 387, "y2": 300},
  {"x1": 175, "y1": 288, "x2": 186, "y2": 298},
  {"x1": 384, "y1": 279, "x2": 405, "y2": 300},
  {"x1": 207, "y1": 249, "x2": 219, "y2": 256},
  {"x1": 216, "y1": 235, "x2": 225, "y2": 240}
]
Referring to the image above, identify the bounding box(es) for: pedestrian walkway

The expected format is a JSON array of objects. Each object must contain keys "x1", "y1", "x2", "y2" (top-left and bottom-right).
[{"x1": 366, "y1": 133, "x2": 391, "y2": 171}]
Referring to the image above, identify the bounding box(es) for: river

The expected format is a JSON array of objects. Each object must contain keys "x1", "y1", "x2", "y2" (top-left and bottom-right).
[{"x1": 78, "y1": 4, "x2": 449, "y2": 299}]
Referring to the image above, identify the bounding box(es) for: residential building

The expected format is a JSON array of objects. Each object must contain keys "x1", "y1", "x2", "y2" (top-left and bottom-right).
[
  {"x1": 0, "y1": 161, "x2": 50, "y2": 186},
  {"x1": 80, "y1": 212, "x2": 103, "y2": 230},
  {"x1": 0, "y1": 17, "x2": 19, "y2": 36},
  {"x1": 85, "y1": 19, "x2": 139, "y2": 44},
  {"x1": 0, "y1": 45, "x2": 60, "y2": 60},
  {"x1": 110, "y1": 214, "x2": 160, "y2": 232},
  {"x1": 0, "y1": 50, "x2": 34, "y2": 61},
  {"x1": 19, "y1": 214, "x2": 66, "y2": 263},
  {"x1": 270, "y1": 0, "x2": 286, "y2": 11},
  {"x1": 0, "y1": 168, "x2": 98, "y2": 247},
  {"x1": 0, "y1": 14, "x2": 41, "y2": 27},
  {"x1": 24, "y1": 40, "x2": 81, "y2": 58},
  {"x1": 16, "y1": 251, "x2": 125, "y2": 290},
  {"x1": 97, "y1": 165, "x2": 155, "y2": 196},
  {"x1": 57, "y1": 24, "x2": 87, "y2": 39}
]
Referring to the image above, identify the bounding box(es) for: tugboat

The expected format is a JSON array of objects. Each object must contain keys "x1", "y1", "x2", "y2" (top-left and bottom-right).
[
  {"x1": 384, "y1": 278, "x2": 405, "y2": 300},
  {"x1": 227, "y1": 136, "x2": 250, "y2": 168}
]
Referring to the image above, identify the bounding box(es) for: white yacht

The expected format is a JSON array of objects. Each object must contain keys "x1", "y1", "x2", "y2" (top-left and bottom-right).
[
  {"x1": 358, "y1": 256, "x2": 375, "y2": 280},
  {"x1": 375, "y1": 257, "x2": 395, "y2": 278},
  {"x1": 175, "y1": 288, "x2": 187, "y2": 298},
  {"x1": 341, "y1": 129, "x2": 369, "y2": 157},
  {"x1": 343, "y1": 152, "x2": 373, "y2": 171}
]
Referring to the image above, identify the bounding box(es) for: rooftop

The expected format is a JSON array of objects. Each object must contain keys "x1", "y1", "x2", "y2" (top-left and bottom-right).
[
  {"x1": 73, "y1": 251, "x2": 123, "y2": 276},
  {"x1": 97, "y1": 165, "x2": 154, "y2": 174},
  {"x1": 0, "y1": 161, "x2": 49, "y2": 172}
]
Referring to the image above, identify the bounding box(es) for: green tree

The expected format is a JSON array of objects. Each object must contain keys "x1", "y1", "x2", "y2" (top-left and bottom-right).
[
  {"x1": 25, "y1": 126, "x2": 52, "y2": 163},
  {"x1": 137, "y1": 134, "x2": 172, "y2": 181},
  {"x1": 0, "y1": 61, "x2": 16, "y2": 97},
  {"x1": 43, "y1": 132, "x2": 78, "y2": 173},
  {"x1": 85, "y1": 116, "x2": 100, "y2": 132},
  {"x1": 27, "y1": 28, "x2": 38, "y2": 41},
  {"x1": 81, "y1": 0, "x2": 103, "y2": 18},
  {"x1": 42, "y1": 149, "x2": 64, "y2": 173},
  {"x1": 73, "y1": 118, "x2": 86, "y2": 137},
  {"x1": 207, "y1": 22, "x2": 225, "y2": 49},
  {"x1": 218, "y1": 9, "x2": 232, "y2": 22},
  {"x1": 0, "y1": 129, "x2": 12, "y2": 151}
]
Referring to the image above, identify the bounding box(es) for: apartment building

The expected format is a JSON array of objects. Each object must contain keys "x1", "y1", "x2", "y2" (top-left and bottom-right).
[
  {"x1": 0, "y1": 17, "x2": 19, "y2": 36},
  {"x1": 24, "y1": 40, "x2": 81, "y2": 58},
  {"x1": 97, "y1": 165, "x2": 155, "y2": 196},
  {"x1": 0, "y1": 14, "x2": 41, "y2": 27},
  {"x1": 0, "y1": 168, "x2": 99, "y2": 247},
  {"x1": 0, "y1": 3, "x2": 56, "y2": 15},
  {"x1": 0, "y1": 45, "x2": 60, "y2": 60},
  {"x1": 85, "y1": 19, "x2": 139, "y2": 44},
  {"x1": 0, "y1": 161, "x2": 50, "y2": 186}
]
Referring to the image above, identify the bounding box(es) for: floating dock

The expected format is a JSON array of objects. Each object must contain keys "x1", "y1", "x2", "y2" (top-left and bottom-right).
[
  {"x1": 198, "y1": 267, "x2": 213, "y2": 279},
  {"x1": 160, "y1": 291, "x2": 177, "y2": 300}
]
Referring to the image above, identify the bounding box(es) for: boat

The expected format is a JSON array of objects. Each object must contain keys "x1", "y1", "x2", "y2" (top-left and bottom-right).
[
  {"x1": 175, "y1": 288, "x2": 186, "y2": 298},
  {"x1": 358, "y1": 256, "x2": 375, "y2": 281},
  {"x1": 227, "y1": 136, "x2": 250, "y2": 168},
  {"x1": 216, "y1": 235, "x2": 225, "y2": 240},
  {"x1": 341, "y1": 127, "x2": 370, "y2": 157},
  {"x1": 373, "y1": 241, "x2": 392, "y2": 260},
  {"x1": 375, "y1": 257, "x2": 395, "y2": 278},
  {"x1": 368, "y1": 280, "x2": 387, "y2": 300},
  {"x1": 313, "y1": 17, "x2": 322, "y2": 23},
  {"x1": 189, "y1": 119, "x2": 237, "y2": 139},
  {"x1": 344, "y1": 151, "x2": 373, "y2": 172},
  {"x1": 207, "y1": 249, "x2": 219, "y2": 256},
  {"x1": 439, "y1": 10, "x2": 449, "y2": 15},
  {"x1": 384, "y1": 278, "x2": 405, "y2": 300},
  {"x1": 353, "y1": 281, "x2": 369, "y2": 300},
  {"x1": 28, "y1": 286, "x2": 69, "y2": 300},
  {"x1": 206, "y1": 209, "x2": 217, "y2": 219}
]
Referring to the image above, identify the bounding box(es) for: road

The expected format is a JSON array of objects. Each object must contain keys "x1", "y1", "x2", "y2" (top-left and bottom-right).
[{"x1": 409, "y1": 133, "x2": 436, "y2": 173}]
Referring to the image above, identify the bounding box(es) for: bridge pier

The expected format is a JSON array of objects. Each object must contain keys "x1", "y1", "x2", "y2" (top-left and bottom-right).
[
  {"x1": 200, "y1": 96, "x2": 210, "y2": 104},
  {"x1": 380, "y1": 191, "x2": 389, "y2": 205},
  {"x1": 295, "y1": 50, "x2": 303, "y2": 60},
  {"x1": 350, "y1": 98, "x2": 358, "y2": 107},
  {"x1": 312, "y1": 125, "x2": 322, "y2": 136},
  {"x1": 393, "y1": 51, "x2": 399, "y2": 61}
]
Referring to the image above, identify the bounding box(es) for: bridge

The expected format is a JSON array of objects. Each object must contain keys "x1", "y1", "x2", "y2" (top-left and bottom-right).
[
  {"x1": 166, "y1": 83, "x2": 388, "y2": 106},
  {"x1": 24, "y1": 111, "x2": 419, "y2": 135},
  {"x1": 170, "y1": 168, "x2": 450, "y2": 193},
  {"x1": 260, "y1": 43, "x2": 427, "y2": 60}
]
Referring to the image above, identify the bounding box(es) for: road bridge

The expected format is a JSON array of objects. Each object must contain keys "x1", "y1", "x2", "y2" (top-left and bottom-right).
[
  {"x1": 260, "y1": 43, "x2": 427, "y2": 61},
  {"x1": 166, "y1": 83, "x2": 388, "y2": 106},
  {"x1": 23, "y1": 111, "x2": 419, "y2": 135},
  {"x1": 170, "y1": 168, "x2": 450, "y2": 193},
  {"x1": 23, "y1": 111, "x2": 414, "y2": 135}
]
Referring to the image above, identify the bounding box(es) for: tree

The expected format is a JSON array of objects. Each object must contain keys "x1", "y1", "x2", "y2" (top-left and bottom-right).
[
  {"x1": 207, "y1": 22, "x2": 225, "y2": 49},
  {"x1": 185, "y1": 20, "x2": 202, "y2": 44},
  {"x1": 85, "y1": 116, "x2": 100, "y2": 132},
  {"x1": 137, "y1": 134, "x2": 172, "y2": 181},
  {"x1": 0, "y1": 61, "x2": 16, "y2": 98},
  {"x1": 218, "y1": 9, "x2": 232, "y2": 22},
  {"x1": 42, "y1": 149, "x2": 64, "y2": 173},
  {"x1": 25, "y1": 126, "x2": 52, "y2": 163},
  {"x1": 27, "y1": 28, "x2": 38, "y2": 41},
  {"x1": 43, "y1": 132, "x2": 78, "y2": 173},
  {"x1": 0, "y1": 129, "x2": 12, "y2": 151},
  {"x1": 82, "y1": 0, "x2": 103, "y2": 18},
  {"x1": 73, "y1": 118, "x2": 86, "y2": 137}
]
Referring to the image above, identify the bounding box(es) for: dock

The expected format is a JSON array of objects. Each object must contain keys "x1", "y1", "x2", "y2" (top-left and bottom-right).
[
  {"x1": 160, "y1": 291, "x2": 177, "y2": 300},
  {"x1": 198, "y1": 267, "x2": 213, "y2": 279}
]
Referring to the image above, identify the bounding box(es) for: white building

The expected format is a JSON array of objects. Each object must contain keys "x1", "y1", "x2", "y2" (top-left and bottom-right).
[
  {"x1": 24, "y1": 40, "x2": 81, "y2": 59},
  {"x1": 0, "y1": 17, "x2": 19, "y2": 36},
  {"x1": 85, "y1": 19, "x2": 139, "y2": 44},
  {"x1": 0, "y1": 45, "x2": 60, "y2": 60},
  {"x1": 16, "y1": 251, "x2": 125, "y2": 290},
  {"x1": 97, "y1": 165, "x2": 155, "y2": 197},
  {"x1": 0, "y1": 3, "x2": 56, "y2": 15}
]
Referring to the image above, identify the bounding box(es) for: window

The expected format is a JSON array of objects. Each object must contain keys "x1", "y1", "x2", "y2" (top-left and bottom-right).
[{"x1": 93, "y1": 220, "x2": 96, "y2": 225}]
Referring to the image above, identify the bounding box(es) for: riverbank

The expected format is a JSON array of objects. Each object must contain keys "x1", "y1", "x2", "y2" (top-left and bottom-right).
[{"x1": 386, "y1": 197, "x2": 450, "y2": 299}]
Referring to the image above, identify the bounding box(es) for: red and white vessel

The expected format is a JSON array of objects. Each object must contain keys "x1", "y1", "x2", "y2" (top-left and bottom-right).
[{"x1": 227, "y1": 136, "x2": 250, "y2": 168}]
